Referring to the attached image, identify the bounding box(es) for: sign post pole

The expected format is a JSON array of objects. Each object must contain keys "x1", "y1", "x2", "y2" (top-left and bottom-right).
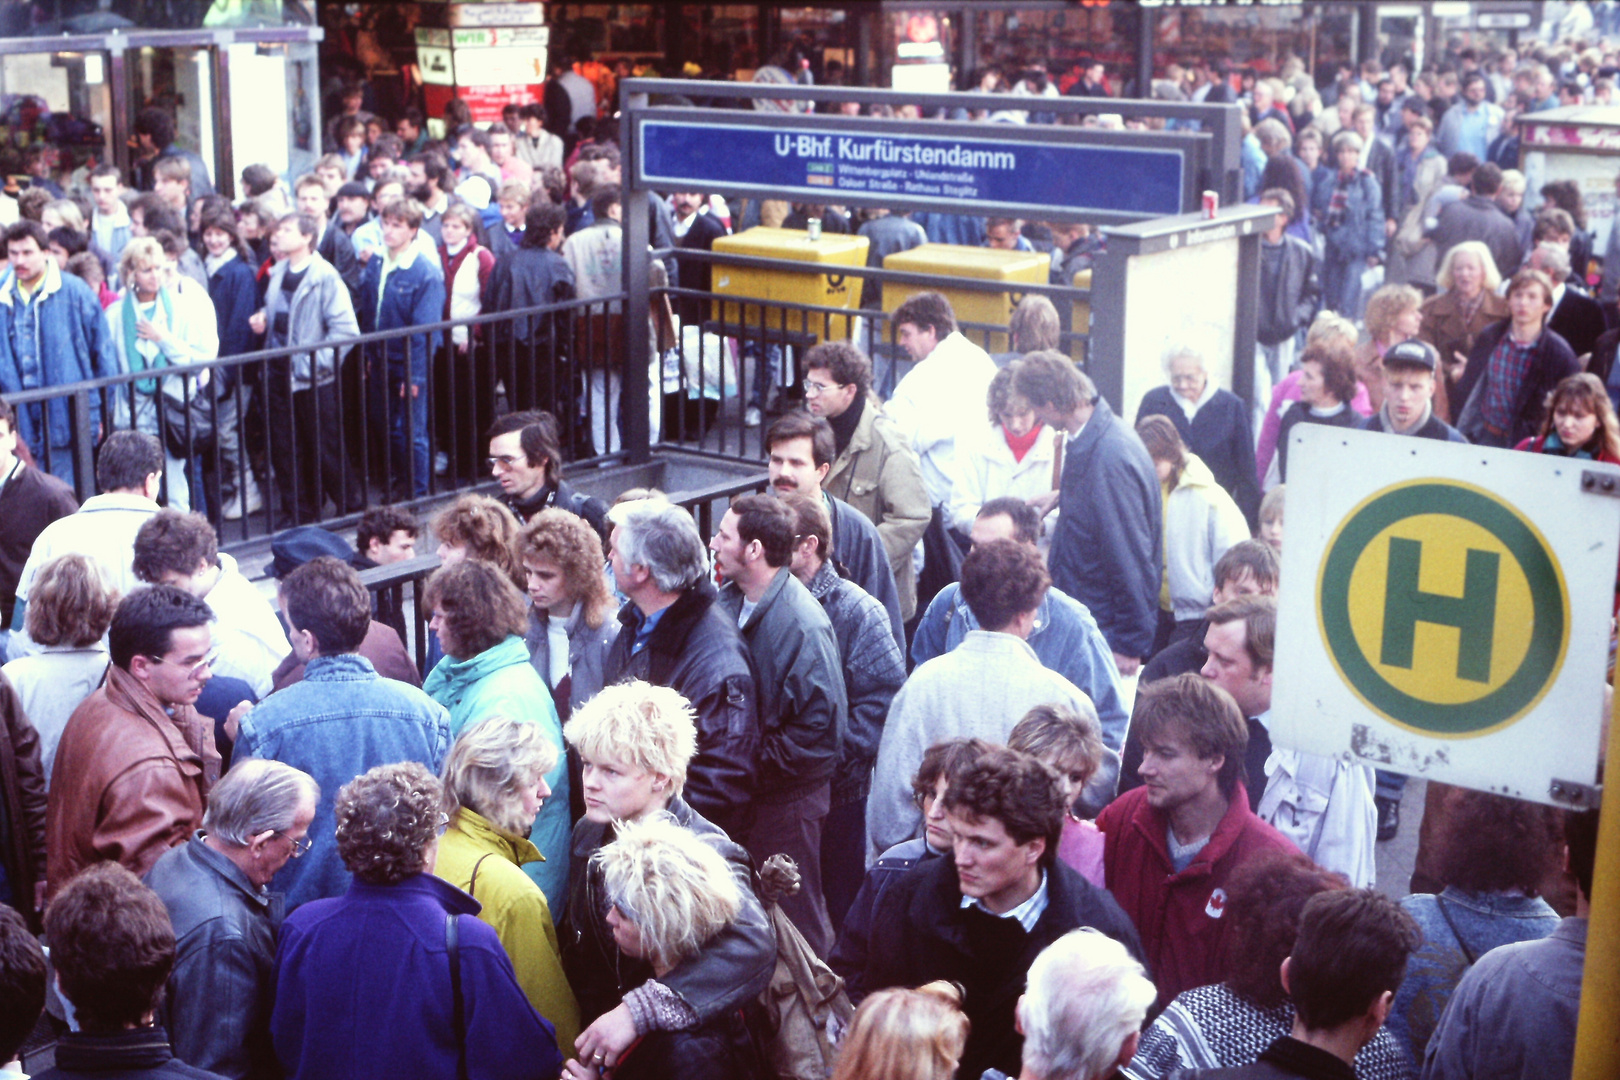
[{"x1": 1572, "y1": 709, "x2": 1618, "y2": 1079}]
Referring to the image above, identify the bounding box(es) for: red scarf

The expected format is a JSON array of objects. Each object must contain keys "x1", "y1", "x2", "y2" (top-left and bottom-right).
[{"x1": 1004, "y1": 422, "x2": 1044, "y2": 463}]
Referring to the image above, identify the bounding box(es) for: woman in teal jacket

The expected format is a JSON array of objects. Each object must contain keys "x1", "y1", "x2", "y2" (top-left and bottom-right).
[{"x1": 423, "y1": 558, "x2": 571, "y2": 914}]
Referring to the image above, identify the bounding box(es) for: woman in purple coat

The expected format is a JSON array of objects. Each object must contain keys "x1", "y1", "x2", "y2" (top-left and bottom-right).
[{"x1": 271, "y1": 761, "x2": 562, "y2": 1080}]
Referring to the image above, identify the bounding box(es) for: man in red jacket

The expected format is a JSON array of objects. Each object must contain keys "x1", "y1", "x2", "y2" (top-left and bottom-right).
[{"x1": 1097, "y1": 673, "x2": 1296, "y2": 1007}]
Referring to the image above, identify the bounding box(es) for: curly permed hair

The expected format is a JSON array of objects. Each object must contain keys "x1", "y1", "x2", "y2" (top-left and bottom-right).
[{"x1": 334, "y1": 762, "x2": 444, "y2": 885}]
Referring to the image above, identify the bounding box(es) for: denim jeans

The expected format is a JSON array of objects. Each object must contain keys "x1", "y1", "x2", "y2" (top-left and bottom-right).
[{"x1": 374, "y1": 357, "x2": 429, "y2": 497}]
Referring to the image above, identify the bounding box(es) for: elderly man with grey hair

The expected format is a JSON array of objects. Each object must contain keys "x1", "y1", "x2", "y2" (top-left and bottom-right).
[
  {"x1": 600, "y1": 498, "x2": 762, "y2": 840},
  {"x1": 1530, "y1": 240, "x2": 1607, "y2": 360},
  {"x1": 1015, "y1": 929, "x2": 1156, "y2": 1080},
  {"x1": 145, "y1": 758, "x2": 319, "y2": 1080}
]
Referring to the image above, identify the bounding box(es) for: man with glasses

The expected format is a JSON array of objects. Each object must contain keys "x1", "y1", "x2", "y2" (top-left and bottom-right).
[
  {"x1": 145, "y1": 758, "x2": 320, "y2": 1079},
  {"x1": 45, "y1": 585, "x2": 222, "y2": 896},
  {"x1": 232, "y1": 557, "x2": 450, "y2": 910},
  {"x1": 800, "y1": 341, "x2": 929, "y2": 621},
  {"x1": 486, "y1": 409, "x2": 610, "y2": 544}
]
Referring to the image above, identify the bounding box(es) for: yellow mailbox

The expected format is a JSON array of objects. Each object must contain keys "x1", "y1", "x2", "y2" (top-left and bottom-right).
[
  {"x1": 710, "y1": 227, "x2": 869, "y2": 343},
  {"x1": 881, "y1": 243, "x2": 1050, "y2": 354}
]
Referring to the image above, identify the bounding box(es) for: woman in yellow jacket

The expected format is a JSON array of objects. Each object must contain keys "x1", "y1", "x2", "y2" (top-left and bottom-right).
[{"x1": 436, "y1": 713, "x2": 582, "y2": 1050}]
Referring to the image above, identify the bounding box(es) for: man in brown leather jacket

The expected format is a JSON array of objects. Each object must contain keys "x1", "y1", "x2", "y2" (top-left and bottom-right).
[{"x1": 45, "y1": 585, "x2": 221, "y2": 897}]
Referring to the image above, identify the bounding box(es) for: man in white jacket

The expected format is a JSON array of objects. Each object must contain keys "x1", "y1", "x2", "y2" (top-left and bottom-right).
[
  {"x1": 884, "y1": 291, "x2": 997, "y2": 606},
  {"x1": 884, "y1": 290, "x2": 997, "y2": 511},
  {"x1": 131, "y1": 509, "x2": 290, "y2": 700},
  {"x1": 1203, "y1": 595, "x2": 1377, "y2": 887}
]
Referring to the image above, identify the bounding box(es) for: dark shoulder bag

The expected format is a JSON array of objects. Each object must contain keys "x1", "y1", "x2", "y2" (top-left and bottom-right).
[{"x1": 448, "y1": 914, "x2": 468, "y2": 1080}]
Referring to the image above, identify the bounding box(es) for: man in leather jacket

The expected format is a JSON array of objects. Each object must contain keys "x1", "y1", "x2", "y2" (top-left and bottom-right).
[
  {"x1": 601, "y1": 499, "x2": 760, "y2": 842},
  {"x1": 45, "y1": 585, "x2": 221, "y2": 897},
  {"x1": 145, "y1": 760, "x2": 319, "y2": 1080}
]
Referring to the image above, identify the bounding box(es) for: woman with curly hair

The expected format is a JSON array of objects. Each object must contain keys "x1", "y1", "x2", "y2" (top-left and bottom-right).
[
  {"x1": 270, "y1": 761, "x2": 562, "y2": 1080},
  {"x1": 514, "y1": 508, "x2": 619, "y2": 720},
  {"x1": 437, "y1": 715, "x2": 581, "y2": 1049},
  {"x1": 1121, "y1": 852, "x2": 1414, "y2": 1080},
  {"x1": 431, "y1": 493, "x2": 525, "y2": 590},
  {"x1": 561, "y1": 816, "x2": 767, "y2": 1080},
  {"x1": 1389, "y1": 788, "x2": 1563, "y2": 1065},
  {"x1": 423, "y1": 559, "x2": 569, "y2": 913}
]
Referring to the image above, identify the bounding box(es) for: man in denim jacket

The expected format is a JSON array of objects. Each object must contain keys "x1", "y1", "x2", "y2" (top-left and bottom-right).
[
  {"x1": 357, "y1": 198, "x2": 445, "y2": 498},
  {"x1": 232, "y1": 557, "x2": 450, "y2": 909}
]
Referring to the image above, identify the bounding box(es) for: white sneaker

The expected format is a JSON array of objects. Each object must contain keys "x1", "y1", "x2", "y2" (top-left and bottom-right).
[
  {"x1": 434, "y1": 450, "x2": 450, "y2": 476},
  {"x1": 744, "y1": 405, "x2": 762, "y2": 428},
  {"x1": 221, "y1": 469, "x2": 264, "y2": 520}
]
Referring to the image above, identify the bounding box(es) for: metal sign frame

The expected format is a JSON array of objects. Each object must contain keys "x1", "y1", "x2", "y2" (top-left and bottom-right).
[
  {"x1": 631, "y1": 107, "x2": 1206, "y2": 226},
  {"x1": 1270, "y1": 426, "x2": 1614, "y2": 808},
  {"x1": 617, "y1": 78, "x2": 1248, "y2": 465}
]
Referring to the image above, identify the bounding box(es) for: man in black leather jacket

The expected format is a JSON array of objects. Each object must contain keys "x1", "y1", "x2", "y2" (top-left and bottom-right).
[
  {"x1": 601, "y1": 499, "x2": 760, "y2": 842},
  {"x1": 144, "y1": 759, "x2": 319, "y2": 1080}
]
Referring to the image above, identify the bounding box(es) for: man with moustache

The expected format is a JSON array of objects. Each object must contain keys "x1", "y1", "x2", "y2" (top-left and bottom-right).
[{"x1": 765, "y1": 411, "x2": 904, "y2": 649}]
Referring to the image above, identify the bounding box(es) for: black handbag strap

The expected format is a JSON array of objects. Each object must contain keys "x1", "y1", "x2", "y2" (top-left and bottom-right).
[
  {"x1": 448, "y1": 914, "x2": 468, "y2": 1080},
  {"x1": 467, "y1": 853, "x2": 495, "y2": 900}
]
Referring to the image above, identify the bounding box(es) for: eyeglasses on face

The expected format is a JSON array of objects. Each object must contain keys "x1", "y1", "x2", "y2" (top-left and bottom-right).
[
  {"x1": 146, "y1": 647, "x2": 219, "y2": 680},
  {"x1": 801, "y1": 378, "x2": 846, "y2": 397}
]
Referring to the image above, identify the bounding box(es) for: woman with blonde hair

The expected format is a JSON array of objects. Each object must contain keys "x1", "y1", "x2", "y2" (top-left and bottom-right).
[
  {"x1": 1419, "y1": 241, "x2": 1507, "y2": 421},
  {"x1": 436, "y1": 714, "x2": 581, "y2": 1049},
  {"x1": 422, "y1": 559, "x2": 569, "y2": 912},
  {"x1": 561, "y1": 816, "x2": 765, "y2": 1080},
  {"x1": 561, "y1": 681, "x2": 775, "y2": 1073},
  {"x1": 831, "y1": 981, "x2": 969, "y2": 1080},
  {"x1": 513, "y1": 508, "x2": 618, "y2": 720},
  {"x1": 1, "y1": 553, "x2": 115, "y2": 786},
  {"x1": 1359, "y1": 284, "x2": 1428, "y2": 414},
  {"x1": 107, "y1": 235, "x2": 220, "y2": 511}
]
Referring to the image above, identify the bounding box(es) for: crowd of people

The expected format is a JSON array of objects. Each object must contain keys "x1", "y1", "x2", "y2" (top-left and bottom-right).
[{"x1": 0, "y1": 17, "x2": 1613, "y2": 1080}]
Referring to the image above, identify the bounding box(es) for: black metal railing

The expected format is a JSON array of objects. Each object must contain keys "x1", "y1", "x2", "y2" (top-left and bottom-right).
[
  {"x1": 355, "y1": 470, "x2": 770, "y2": 676},
  {"x1": 4, "y1": 293, "x2": 629, "y2": 542},
  {"x1": 6, "y1": 253, "x2": 1084, "y2": 552}
]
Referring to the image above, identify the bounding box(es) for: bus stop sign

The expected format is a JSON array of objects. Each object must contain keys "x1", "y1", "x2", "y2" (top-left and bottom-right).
[{"x1": 1272, "y1": 427, "x2": 1614, "y2": 808}]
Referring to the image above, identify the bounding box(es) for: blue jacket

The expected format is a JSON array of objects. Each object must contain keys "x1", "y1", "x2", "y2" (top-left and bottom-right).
[
  {"x1": 423, "y1": 636, "x2": 570, "y2": 913},
  {"x1": 1390, "y1": 886, "x2": 1560, "y2": 1064},
  {"x1": 357, "y1": 246, "x2": 445, "y2": 380},
  {"x1": 272, "y1": 874, "x2": 561, "y2": 1080},
  {"x1": 912, "y1": 581, "x2": 1129, "y2": 754},
  {"x1": 1313, "y1": 168, "x2": 1386, "y2": 261},
  {"x1": 0, "y1": 261, "x2": 119, "y2": 454},
  {"x1": 1048, "y1": 398, "x2": 1163, "y2": 660},
  {"x1": 233, "y1": 653, "x2": 452, "y2": 910},
  {"x1": 206, "y1": 255, "x2": 261, "y2": 364}
]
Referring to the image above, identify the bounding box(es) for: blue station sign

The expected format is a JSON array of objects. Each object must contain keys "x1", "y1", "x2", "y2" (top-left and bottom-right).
[{"x1": 635, "y1": 116, "x2": 1194, "y2": 221}]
